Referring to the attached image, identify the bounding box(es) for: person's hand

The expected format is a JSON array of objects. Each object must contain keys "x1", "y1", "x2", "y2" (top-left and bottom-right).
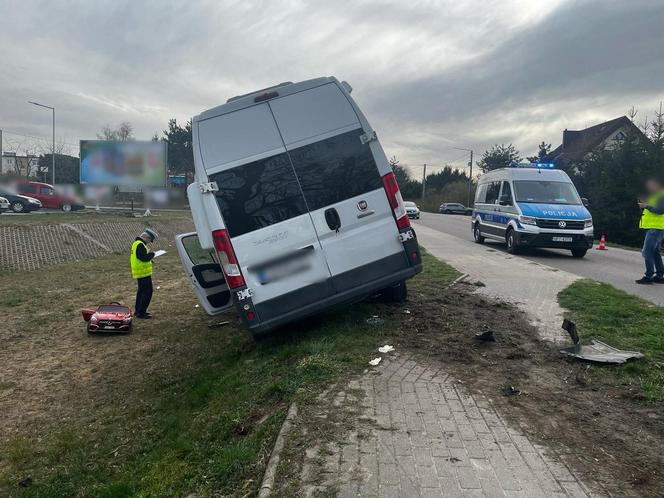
[{"x1": 638, "y1": 201, "x2": 647, "y2": 209}]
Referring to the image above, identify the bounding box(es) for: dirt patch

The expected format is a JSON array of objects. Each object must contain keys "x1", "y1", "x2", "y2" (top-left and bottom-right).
[{"x1": 395, "y1": 279, "x2": 664, "y2": 497}]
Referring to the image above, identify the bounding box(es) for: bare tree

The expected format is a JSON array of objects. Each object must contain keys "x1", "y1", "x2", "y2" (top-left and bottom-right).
[{"x1": 97, "y1": 122, "x2": 134, "y2": 141}]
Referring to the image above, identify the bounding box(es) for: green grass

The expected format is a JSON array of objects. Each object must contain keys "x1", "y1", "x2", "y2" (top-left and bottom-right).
[
  {"x1": 559, "y1": 280, "x2": 664, "y2": 401},
  {"x1": 0, "y1": 209, "x2": 191, "y2": 225},
  {"x1": 0, "y1": 248, "x2": 457, "y2": 497}
]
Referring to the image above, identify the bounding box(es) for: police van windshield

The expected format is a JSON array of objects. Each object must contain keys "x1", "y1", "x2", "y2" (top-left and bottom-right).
[{"x1": 513, "y1": 181, "x2": 581, "y2": 205}]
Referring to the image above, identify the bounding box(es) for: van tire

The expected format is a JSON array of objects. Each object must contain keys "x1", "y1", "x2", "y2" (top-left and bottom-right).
[
  {"x1": 506, "y1": 228, "x2": 519, "y2": 254},
  {"x1": 571, "y1": 248, "x2": 587, "y2": 258},
  {"x1": 473, "y1": 223, "x2": 485, "y2": 244},
  {"x1": 380, "y1": 281, "x2": 407, "y2": 303}
]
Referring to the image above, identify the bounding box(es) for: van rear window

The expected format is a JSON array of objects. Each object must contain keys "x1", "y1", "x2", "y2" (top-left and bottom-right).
[
  {"x1": 210, "y1": 153, "x2": 308, "y2": 238},
  {"x1": 287, "y1": 129, "x2": 382, "y2": 211}
]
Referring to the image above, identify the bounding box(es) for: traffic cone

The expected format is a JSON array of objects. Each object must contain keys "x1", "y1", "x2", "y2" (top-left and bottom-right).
[{"x1": 596, "y1": 233, "x2": 608, "y2": 250}]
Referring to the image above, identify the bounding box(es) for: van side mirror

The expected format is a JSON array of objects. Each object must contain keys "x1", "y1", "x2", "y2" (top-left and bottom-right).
[
  {"x1": 499, "y1": 194, "x2": 512, "y2": 206},
  {"x1": 581, "y1": 197, "x2": 589, "y2": 207}
]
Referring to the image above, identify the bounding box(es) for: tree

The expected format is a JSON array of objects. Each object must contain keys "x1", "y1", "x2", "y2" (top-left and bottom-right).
[
  {"x1": 526, "y1": 142, "x2": 552, "y2": 163},
  {"x1": 162, "y1": 119, "x2": 194, "y2": 176},
  {"x1": 38, "y1": 154, "x2": 80, "y2": 183},
  {"x1": 97, "y1": 122, "x2": 134, "y2": 141},
  {"x1": 477, "y1": 144, "x2": 521, "y2": 172}
]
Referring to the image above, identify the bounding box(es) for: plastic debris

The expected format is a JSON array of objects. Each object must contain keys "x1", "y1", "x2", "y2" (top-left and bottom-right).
[
  {"x1": 195, "y1": 304, "x2": 200, "y2": 308},
  {"x1": 156, "y1": 286, "x2": 161, "y2": 290},
  {"x1": 559, "y1": 319, "x2": 644, "y2": 364},
  {"x1": 475, "y1": 330, "x2": 496, "y2": 342},
  {"x1": 378, "y1": 345, "x2": 395, "y2": 353},
  {"x1": 502, "y1": 384, "x2": 521, "y2": 396},
  {"x1": 402, "y1": 309, "x2": 411, "y2": 315},
  {"x1": 366, "y1": 316, "x2": 384, "y2": 326},
  {"x1": 369, "y1": 357, "x2": 382, "y2": 366},
  {"x1": 208, "y1": 321, "x2": 230, "y2": 329}
]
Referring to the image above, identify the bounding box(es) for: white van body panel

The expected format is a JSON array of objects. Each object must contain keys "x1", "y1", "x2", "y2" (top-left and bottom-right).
[
  {"x1": 269, "y1": 83, "x2": 360, "y2": 147},
  {"x1": 197, "y1": 103, "x2": 285, "y2": 172}
]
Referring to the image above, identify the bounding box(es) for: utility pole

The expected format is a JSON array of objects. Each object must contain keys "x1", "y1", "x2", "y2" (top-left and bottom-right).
[
  {"x1": 421, "y1": 163, "x2": 427, "y2": 199},
  {"x1": 28, "y1": 101, "x2": 55, "y2": 184},
  {"x1": 453, "y1": 147, "x2": 474, "y2": 207}
]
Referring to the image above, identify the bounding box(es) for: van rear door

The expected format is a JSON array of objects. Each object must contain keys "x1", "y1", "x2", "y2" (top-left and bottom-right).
[
  {"x1": 196, "y1": 103, "x2": 335, "y2": 315},
  {"x1": 269, "y1": 83, "x2": 406, "y2": 291}
]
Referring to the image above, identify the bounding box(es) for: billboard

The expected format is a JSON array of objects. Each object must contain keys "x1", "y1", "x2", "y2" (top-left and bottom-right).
[{"x1": 80, "y1": 140, "x2": 167, "y2": 187}]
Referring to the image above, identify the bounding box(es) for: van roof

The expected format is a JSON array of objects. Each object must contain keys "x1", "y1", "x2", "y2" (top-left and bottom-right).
[
  {"x1": 195, "y1": 76, "x2": 341, "y2": 122},
  {"x1": 477, "y1": 167, "x2": 571, "y2": 183}
]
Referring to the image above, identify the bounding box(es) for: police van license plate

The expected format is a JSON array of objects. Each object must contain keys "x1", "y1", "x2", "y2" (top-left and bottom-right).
[{"x1": 552, "y1": 236, "x2": 573, "y2": 242}]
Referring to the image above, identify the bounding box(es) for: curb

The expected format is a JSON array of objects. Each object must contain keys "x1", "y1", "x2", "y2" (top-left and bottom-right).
[{"x1": 258, "y1": 403, "x2": 298, "y2": 497}]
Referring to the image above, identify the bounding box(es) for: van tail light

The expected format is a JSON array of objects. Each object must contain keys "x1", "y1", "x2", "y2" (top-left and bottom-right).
[
  {"x1": 212, "y1": 229, "x2": 246, "y2": 289},
  {"x1": 382, "y1": 172, "x2": 410, "y2": 230}
]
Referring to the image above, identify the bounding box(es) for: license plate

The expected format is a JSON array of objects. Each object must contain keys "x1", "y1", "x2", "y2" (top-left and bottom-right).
[
  {"x1": 103, "y1": 325, "x2": 115, "y2": 330},
  {"x1": 552, "y1": 237, "x2": 573, "y2": 242}
]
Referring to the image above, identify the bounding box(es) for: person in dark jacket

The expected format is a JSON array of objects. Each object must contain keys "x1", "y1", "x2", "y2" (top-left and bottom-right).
[{"x1": 130, "y1": 228, "x2": 158, "y2": 318}]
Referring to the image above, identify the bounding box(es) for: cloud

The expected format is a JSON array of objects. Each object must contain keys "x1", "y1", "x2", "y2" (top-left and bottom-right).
[{"x1": 0, "y1": 0, "x2": 661, "y2": 173}]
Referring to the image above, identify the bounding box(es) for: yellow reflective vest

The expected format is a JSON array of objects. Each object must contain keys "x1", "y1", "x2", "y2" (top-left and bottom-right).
[
  {"x1": 640, "y1": 190, "x2": 664, "y2": 230},
  {"x1": 130, "y1": 239, "x2": 153, "y2": 279}
]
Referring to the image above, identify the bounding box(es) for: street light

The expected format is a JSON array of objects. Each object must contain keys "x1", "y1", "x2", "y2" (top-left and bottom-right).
[
  {"x1": 453, "y1": 147, "x2": 474, "y2": 207},
  {"x1": 28, "y1": 101, "x2": 55, "y2": 185}
]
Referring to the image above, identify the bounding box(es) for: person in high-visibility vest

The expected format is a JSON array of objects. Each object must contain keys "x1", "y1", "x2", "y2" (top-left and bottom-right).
[
  {"x1": 636, "y1": 178, "x2": 664, "y2": 284},
  {"x1": 130, "y1": 228, "x2": 158, "y2": 317}
]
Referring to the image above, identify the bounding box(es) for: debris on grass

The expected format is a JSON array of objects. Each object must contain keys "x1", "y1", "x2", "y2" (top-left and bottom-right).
[
  {"x1": 502, "y1": 384, "x2": 521, "y2": 396},
  {"x1": 366, "y1": 316, "x2": 384, "y2": 326},
  {"x1": 475, "y1": 330, "x2": 496, "y2": 342},
  {"x1": 559, "y1": 319, "x2": 645, "y2": 364},
  {"x1": 208, "y1": 321, "x2": 230, "y2": 329},
  {"x1": 369, "y1": 357, "x2": 382, "y2": 366},
  {"x1": 378, "y1": 345, "x2": 395, "y2": 353}
]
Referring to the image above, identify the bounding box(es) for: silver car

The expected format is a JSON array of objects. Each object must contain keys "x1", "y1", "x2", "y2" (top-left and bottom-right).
[
  {"x1": 404, "y1": 201, "x2": 420, "y2": 219},
  {"x1": 0, "y1": 196, "x2": 9, "y2": 213}
]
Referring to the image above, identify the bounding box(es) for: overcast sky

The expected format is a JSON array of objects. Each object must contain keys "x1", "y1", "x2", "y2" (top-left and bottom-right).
[{"x1": 1, "y1": 0, "x2": 662, "y2": 176}]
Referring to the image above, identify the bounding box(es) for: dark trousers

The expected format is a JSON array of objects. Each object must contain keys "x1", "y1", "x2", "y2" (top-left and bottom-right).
[
  {"x1": 135, "y1": 276, "x2": 153, "y2": 315},
  {"x1": 642, "y1": 229, "x2": 664, "y2": 279}
]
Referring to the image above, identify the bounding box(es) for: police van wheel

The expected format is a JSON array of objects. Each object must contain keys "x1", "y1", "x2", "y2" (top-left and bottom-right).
[
  {"x1": 506, "y1": 229, "x2": 519, "y2": 254},
  {"x1": 473, "y1": 223, "x2": 485, "y2": 244},
  {"x1": 571, "y1": 248, "x2": 587, "y2": 258}
]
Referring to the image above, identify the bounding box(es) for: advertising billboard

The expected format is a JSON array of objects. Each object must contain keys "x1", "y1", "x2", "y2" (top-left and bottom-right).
[{"x1": 80, "y1": 140, "x2": 167, "y2": 187}]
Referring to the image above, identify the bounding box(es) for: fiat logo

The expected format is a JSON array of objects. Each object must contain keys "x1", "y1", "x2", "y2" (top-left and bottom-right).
[
  {"x1": 558, "y1": 220, "x2": 567, "y2": 228},
  {"x1": 357, "y1": 200, "x2": 368, "y2": 211}
]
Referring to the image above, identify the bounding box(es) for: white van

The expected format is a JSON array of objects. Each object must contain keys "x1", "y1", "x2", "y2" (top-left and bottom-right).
[
  {"x1": 176, "y1": 77, "x2": 422, "y2": 337},
  {"x1": 472, "y1": 164, "x2": 593, "y2": 257}
]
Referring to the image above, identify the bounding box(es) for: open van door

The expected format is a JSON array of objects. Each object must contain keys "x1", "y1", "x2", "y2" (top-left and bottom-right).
[{"x1": 176, "y1": 232, "x2": 233, "y2": 315}]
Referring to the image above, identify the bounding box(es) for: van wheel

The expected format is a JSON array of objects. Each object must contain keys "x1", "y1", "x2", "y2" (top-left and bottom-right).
[
  {"x1": 473, "y1": 223, "x2": 485, "y2": 244},
  {"x1": 380, "y1": 281, "x2": 407, "y2": 303},
  {"x1": 506, "y1": 229, "x2": 519, "y2": 254},
  {"x1": 571, "y1": 248, "x2": 587, "y2": 258}
]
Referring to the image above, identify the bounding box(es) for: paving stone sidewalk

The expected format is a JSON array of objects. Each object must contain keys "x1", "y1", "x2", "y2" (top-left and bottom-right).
[{"x1": 295, "y1": 354, "x2": 603, "y2": 497}]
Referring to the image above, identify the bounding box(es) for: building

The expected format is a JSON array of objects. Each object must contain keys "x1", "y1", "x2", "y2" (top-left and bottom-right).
[
  {"x1": 1, "y1": 152, "x2": 40, "y2": 176},
  {"x1": 545, "y1": 116, "x2": 649, "y2": 168}
]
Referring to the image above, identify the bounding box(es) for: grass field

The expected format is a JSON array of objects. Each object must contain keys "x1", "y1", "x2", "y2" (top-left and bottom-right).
[
  {"x1": 559, "y1": 280, "x2": 664, "y2": 401},
  {"x1": 0, "y1": 245, "x2": 456, "y2": 497},
  {"x1": 0, "y1": 209, "x2": 192, "y2": 226}
]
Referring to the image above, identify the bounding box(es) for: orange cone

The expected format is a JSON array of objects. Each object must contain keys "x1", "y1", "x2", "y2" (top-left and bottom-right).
[{"x1": 596, "y1": 233, "x2": 608, "y2": 250}]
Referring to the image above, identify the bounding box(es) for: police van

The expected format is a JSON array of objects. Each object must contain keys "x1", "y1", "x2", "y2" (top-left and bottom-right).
[
  {"x1": 472, "y1": 163, "x2": 593, "y2": 257},
  {"x1": 175, "y1": 77, "x2": 422, "y2": 337}
]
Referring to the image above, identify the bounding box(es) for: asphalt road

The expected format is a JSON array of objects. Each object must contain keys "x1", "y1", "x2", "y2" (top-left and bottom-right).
[{"x1": 416, "y1": 211, "x2": 664, "y2": 306}]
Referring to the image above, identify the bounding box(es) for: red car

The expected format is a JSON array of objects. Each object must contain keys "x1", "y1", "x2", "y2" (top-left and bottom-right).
[
  {"x1": 15, "y1": 181, "x2": 84, "y2": 212},
  {"x1": 82, "y1": 303, "x2": 133, "y2": 334}
]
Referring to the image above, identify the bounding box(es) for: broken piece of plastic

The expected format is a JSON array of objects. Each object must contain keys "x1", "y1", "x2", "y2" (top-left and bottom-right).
[
  {"x1": 369, "y1": 357, "x2": 382, "y2": 366},
  {"x1": 559, "y1": 319, "x2": 644, "y2": 364},
  {"x1": 475, "y1": 330, "x2": 496, "y2": 342},
  {"x1": 378, "y1": 345, "x2": 395, "y2": 353}
]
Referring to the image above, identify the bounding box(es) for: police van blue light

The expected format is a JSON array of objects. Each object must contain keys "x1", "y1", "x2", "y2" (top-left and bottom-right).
[{"x1": 471, "y1": 166, "x2": 593, "y2": 257}]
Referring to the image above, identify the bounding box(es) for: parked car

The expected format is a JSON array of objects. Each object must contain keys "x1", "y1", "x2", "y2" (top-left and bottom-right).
[
  {"x1": 0, "y1": 186, "x2": 42, "y2": 213},
  {"x1": 472, "y1": 163, "x2": 593, "y2": 257},
  {"x1": 176, "y1": 76, "x2": 422, "y2": 338},
  {"x1": 15, "y1": 181, "x2": 84, "y2": 212},
  {"x1": 404, "y1": 201, "x2": 420, "y2": 219},
  {"x1": 439, "y1": 202, "x2": 471, "y2": 215},
  {"x1": 0, "y1": 196, "x2": 9, "y2": 213}
]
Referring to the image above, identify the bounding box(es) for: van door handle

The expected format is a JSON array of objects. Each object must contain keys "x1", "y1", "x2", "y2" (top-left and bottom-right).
[{"x1": 324, "y1": 208, "x2": 341, "y2": 232}]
